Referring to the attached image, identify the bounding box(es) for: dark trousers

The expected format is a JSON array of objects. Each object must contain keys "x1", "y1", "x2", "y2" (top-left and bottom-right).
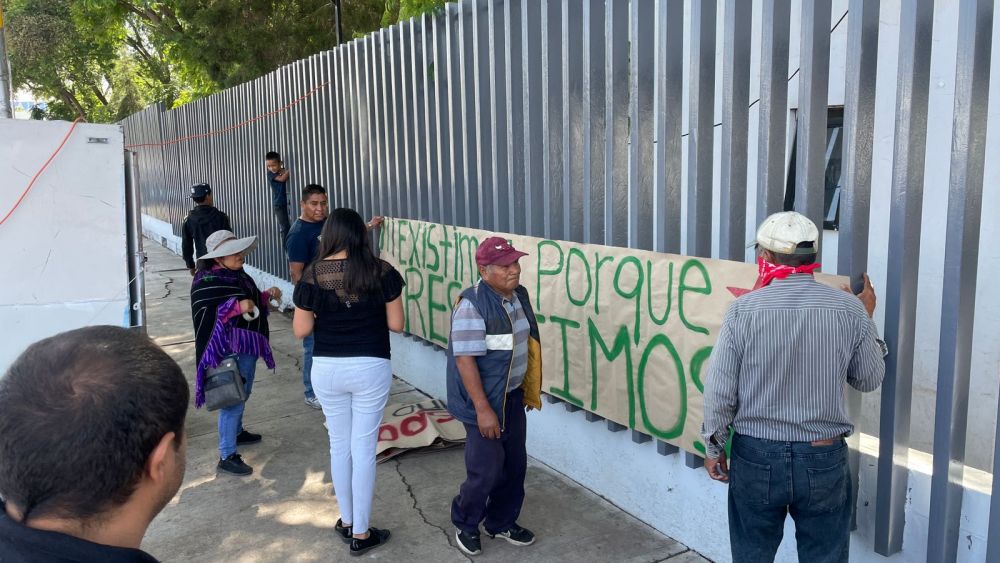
[
  {"x1": 728, "y1": 433, "x2": 852, "y2": 563},
  {"x1": 451, "y1": 387, "x2": 527, "y2": 535},
  {"x1": 273, "y1": 204, "x2": 291, "y2": 242}
]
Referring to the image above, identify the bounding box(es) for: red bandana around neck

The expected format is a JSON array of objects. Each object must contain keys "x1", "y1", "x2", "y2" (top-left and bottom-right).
[{"x1": 752, "y1": 257, "x2": 822, "y2": 290}]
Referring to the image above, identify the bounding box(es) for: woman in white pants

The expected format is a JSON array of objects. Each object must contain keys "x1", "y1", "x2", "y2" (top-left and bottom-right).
[{"x1": 292, "y1": 208, "x2": 404, "y2": 556}]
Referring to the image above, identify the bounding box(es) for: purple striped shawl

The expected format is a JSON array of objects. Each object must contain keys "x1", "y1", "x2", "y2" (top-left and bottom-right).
[{"x1": 194, "y1": 297, "x2": 276, "y2": 408}]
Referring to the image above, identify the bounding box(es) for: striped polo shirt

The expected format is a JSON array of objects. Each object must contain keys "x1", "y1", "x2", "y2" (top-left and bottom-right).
[
  {"x1": 701, "y1": 274, "x2": 886, "y2": 459},
  {"x1": 451, "y1": 287, "x2": 530, "y2": 393}
]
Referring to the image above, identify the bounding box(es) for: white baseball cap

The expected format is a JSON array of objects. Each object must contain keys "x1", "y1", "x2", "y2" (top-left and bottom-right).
[{"x1": 749, "y1": 211, "x2": 819, "y2": 255}]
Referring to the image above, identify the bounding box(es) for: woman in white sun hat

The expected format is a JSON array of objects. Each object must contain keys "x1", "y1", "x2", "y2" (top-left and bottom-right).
[{"x1": 190, "y1": 229, "x2": 282, "y2": 476}]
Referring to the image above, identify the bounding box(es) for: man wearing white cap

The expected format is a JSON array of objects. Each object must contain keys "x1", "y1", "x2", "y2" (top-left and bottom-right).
[{"x1": 701, "y1": 211, "x2": 887, "y2": 563}]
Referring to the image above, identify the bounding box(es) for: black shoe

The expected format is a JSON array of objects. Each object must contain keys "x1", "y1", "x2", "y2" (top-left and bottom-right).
[
  {"x1": 488, "y1": 523, "x2": 535, "y2": 546},
  {"x1": 236, "y1": 430, "x2": 262, "y2": 445},
  {"x1": 217, "y1": 454, "x2": 253, "y2": 476},
  {"x1": 350, "y1": 527, "x2": 390, "y2": 556},
  {"x1": 335, "y1": 518, "x2": 352, "y2": 544},
  {"x1": 455, "y1": 529, "x2": 482, "y2": 556}
]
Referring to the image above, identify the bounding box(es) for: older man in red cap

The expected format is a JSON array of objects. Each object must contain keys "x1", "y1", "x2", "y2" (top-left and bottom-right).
[{"x1": 446, "y1": 236, "x2": 543, "y2": 557}]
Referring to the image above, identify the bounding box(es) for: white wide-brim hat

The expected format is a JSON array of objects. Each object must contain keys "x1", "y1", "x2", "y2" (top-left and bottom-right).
[{"x1": 198, "y1": 230, "x2": 258, "y2": 260}]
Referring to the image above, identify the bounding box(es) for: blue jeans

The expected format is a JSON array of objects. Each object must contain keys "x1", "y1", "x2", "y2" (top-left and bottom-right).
[
  {"x1": 218, "y1": 354, "x2": 257, "y2": 458},
  {"x1": 303, "y1": 334, "x2": 315, "y2": 399},
  {"x1": 728, "y1": 434, "x2": 851, "y2": 563}
]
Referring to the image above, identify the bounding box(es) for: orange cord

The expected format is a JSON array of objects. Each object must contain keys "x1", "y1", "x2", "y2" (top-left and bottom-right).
[
  {"x1": 124, "y1": 81, "x2": 330, "y2": 149},
  {"x1": 0, "y1": 118, "x2": 84, "y2": 228}
]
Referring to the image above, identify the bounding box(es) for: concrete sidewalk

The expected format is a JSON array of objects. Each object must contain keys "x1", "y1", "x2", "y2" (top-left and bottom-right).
[{"x1": 141, "y1": 240, "x2": 708, "y2": 562}]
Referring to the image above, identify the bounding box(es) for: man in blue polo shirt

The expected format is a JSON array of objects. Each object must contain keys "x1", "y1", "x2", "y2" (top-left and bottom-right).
[
  {"x1": 286, "y1": 184, "x2": 329, "y2": 409},
  {"x1": 285, "y1": 184, "x2": 384, "y2": 410}
]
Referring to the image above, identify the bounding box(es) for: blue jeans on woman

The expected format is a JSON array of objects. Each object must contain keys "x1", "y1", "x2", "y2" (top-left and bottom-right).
[
  {"x1": 218, "y1": 354, "x2": 257, "y2": 459},
  {"x1": 728, "y1": 433, "x2": 852, "y2": 563}
]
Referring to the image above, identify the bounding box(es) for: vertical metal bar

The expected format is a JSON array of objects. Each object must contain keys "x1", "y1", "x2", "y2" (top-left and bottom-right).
[
  {"x1": 458, "y1": 1, "x2": 476, "y2": 227},
  {"x1": 990, "y1": 397, "x2": 1000, "y2": 562},
  {"x1": 422, "y1": 14, "x2": 438, "y2": 224},
  {"x1": 838, "y1": 0, "x2": 881, "y2": 538},
  {"x1": 473, "y1": 0, "x2": 492, "y2": 229},
  {"x1": 124, "y1": 151, "x2": 146, "y2": 331},
  {"x1": 872, "y1": 1, "x2": 932, "y2": 554},
  {"x1": 628, "y1": 0, "x2": 655, "y2": 251},
  {"x1": 653, "y1": 0, "x2": 683, "y2": 254},
  {"x1": 504, "y1": 0, "x2": 524, "y2": 233},
  {"x1": 793, "y1": 0, "x2": 831, "y2": 243},
  {"x1": 488, "y1": 0, "x2": 509, "y2": 232},
  {"x1": 686, "y1": 0, "x2": 716, "y2": 258},
  {"x1": 432, "y1": 10, "x2": 450, "y2": 225},
  {"x1": 719, "y1": 0, "x2": 751, "y2": 261},
  {"x1": 444, "y1": 4, "x2": 461, "y2": 226},
  {"x1": 553, "y1": 0, "x2": 589, "y2": 242},
  {"x1": 606, "y1": 0, "x2": 630, "y2": 249},
  {"x1": 582, "y1": 0, "x2": 601, "y2": 245},
  {"x1": 756, "y1": 0, "x2": 790, "y2": 226},
  {"x1": 928, "y1": 0, "x2": 993, "y2": 560},
  {"x1": 542, "y1": 0, "x2": 563, "y2": 240},
  {"x1": 407, "y1": 22, "x2": 424, "y2": 220},
  {"x1": 522, "y1": 0, "x2": 544, "y2": 238},
  {"x1": 562, "y1": 0, "x2": 581, "y2": 242}
]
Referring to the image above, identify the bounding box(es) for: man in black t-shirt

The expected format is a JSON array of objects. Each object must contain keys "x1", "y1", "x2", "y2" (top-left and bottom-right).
[
  {"x1": 0, "y1": 326, "x2": 189, "y2": 562},
  {"x1": 181, "y1": 183, "x2": 232, "y2": 275}
]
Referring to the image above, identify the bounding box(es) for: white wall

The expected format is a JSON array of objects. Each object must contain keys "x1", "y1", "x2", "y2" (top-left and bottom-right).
[{"x1": 0, "y1": 120, "x2": 130, "y2": 373}]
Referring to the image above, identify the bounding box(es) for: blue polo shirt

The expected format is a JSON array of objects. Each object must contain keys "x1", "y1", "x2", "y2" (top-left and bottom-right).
[{"x1": 285, "y1": 218, "x2": 324, "y2": 263}]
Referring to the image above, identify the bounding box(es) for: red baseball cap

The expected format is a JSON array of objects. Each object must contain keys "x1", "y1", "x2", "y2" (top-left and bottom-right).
[{"x1": 476, "y1": 236, "x2": 528, "y2": 266}]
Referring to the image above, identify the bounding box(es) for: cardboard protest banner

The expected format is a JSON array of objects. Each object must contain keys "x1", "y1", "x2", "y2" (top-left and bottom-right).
[
  {"x1": 379, "y1": 218, "x2": 846, "y2": 456},
  {"x1": 376, "y1": 399, "x2": 466, "y2": 463}
]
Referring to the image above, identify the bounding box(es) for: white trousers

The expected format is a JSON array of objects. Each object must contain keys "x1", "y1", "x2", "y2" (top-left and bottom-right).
[{"x1": 311, "y1": 355, "x2": 392, "y2": 534}]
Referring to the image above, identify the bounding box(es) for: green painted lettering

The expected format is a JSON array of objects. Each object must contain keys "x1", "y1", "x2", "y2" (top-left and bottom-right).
[
  {"x1": 547, "y1": 315, "x2": 583, "y2": 406},
  {"x1": 426, "y1": 274, "x2": 448, "y2": 344},
  {"x1": 535, "y1": 240, "x2": 564, "y2": 311},
  {"x1": 637, "y1": 333, "x2": 686, "y2": 439},
  {"x1": 587, "y1": 320, "x2": 633, "y2": 422},
  {"x1": 565, "y1": 248, "x2": 593, "y2": 307},
  {"x1": 679, "y1": 259, "x2": 712, "y2": 335},
  {"x1": 613, "y1": 256, "x2": 644, "y2": 344}
]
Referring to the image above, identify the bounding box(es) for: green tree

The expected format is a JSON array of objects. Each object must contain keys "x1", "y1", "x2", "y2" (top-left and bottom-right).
[{"x1": 7, "y1": 0, "x2": 454, "y2": 122}]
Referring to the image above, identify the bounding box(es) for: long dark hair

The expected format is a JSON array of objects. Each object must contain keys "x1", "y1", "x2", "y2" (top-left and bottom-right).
[{"x1": 315, "y1": 208, "x2": 381, "y2": 294}]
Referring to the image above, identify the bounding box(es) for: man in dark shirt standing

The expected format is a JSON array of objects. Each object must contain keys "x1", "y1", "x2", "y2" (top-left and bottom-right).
[
  {"x1": 285, "y1": 184, "x2": 384, "y2": 409},
  {"x1": 0, "y1": 326, "x2": 189, "y2": 562},
  {"x1": 181, "y1": 183, "x2": 231, "y2": 275},
  {"x1": 266, "y1": 151, "x2": 291, "y2": 241},
  {"x1": 286, "y1": 184, "x2": 330, "y2": 409}
]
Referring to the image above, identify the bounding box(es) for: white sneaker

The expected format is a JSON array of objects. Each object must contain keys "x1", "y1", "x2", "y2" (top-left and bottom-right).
[{"x1": 305, "y1": 396, "x2": 322, "y2": 410}]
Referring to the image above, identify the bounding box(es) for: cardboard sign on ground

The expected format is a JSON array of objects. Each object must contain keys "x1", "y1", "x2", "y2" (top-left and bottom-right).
[{"x1": 376, "y1": 399, "x2": 466, "y2": 463}]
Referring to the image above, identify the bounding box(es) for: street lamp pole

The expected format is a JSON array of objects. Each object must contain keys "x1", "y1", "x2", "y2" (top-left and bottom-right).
[
  {"x1": 332, "y1": 0, "x2": 343, "y2": 45},
  {"x1": 0, "y1": 0, "x2": 14, "y2": 118}
]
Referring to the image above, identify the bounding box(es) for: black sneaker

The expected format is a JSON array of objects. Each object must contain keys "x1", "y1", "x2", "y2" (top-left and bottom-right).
[
  {"x1": 455, "y1": 529, "x2": 482, "y2": 556},
  {"x1": 350, "y1": 527, "x2": 390, "y2": 556},
  {"x1": 334, "y1": 518, "x2": 352, "y2": 544},
  {"x1": 217, "y1": 454, "x2": 253, "y2": 476},
  {"x1": 488, "y1": 523, "x2": 535, "y2": 546},
  {"x1": 236, "y1": 430, "x2": 262, "y2": 445}
]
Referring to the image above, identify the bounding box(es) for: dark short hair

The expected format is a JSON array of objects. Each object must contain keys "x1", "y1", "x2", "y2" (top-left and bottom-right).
[
  {"x1": 769, "y1": 242, "x2": 818, "y2": 267},
  {"x1": 265, "y1": 151, "x2": 280, "y2": 161},
  {"x1": 192, "y1": 195, "x2": 208, "y2": 204},
  {"x1": 301, "y1": 184, "x2": 327, "y2": 201},
  {"x1": 0, "y1": 326, "x2": 189, "y2": 522}
]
